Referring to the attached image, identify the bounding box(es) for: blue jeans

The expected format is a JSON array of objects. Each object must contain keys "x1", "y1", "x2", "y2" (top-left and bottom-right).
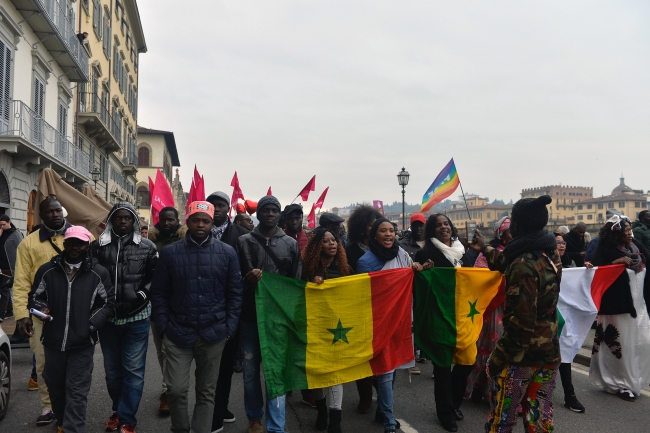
[
  {"x1": 239, "y1": 320, "x2": 286, "y2": 433},
  {"x1": 98, "y1": 318, "x2": 150, "y2": 426},
  {"x1": 377, "y1": 372, "x2": 395, "y2": 430}
]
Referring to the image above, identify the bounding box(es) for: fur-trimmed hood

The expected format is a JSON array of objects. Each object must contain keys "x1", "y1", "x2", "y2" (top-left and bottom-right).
[{"x1": 147, "y1": 225, "x2": 187, "y2": 242}]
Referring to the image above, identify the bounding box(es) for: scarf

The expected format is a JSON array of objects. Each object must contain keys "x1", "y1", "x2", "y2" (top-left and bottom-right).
[
  {"x1": 503, "y1": 230, "x2": 558, "y2": 266},
  {"x1": 431, "y1": 238, "x2": 465, "y2": 268},
  {"x1": 211, "y1": 219, "x2": 230, "y2": 240},
  {"x1": 368, "y1": 218, "x2": 400, "y2": 262},
  {"x1": 619, "y1": 242, "x2": 645, "y2": 274},
  {"x1": 381, "y1": 247, "x2": 412, "y2": 270}
]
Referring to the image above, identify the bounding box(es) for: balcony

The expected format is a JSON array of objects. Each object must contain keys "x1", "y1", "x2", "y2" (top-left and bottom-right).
[
  {"x1": 11, "y1": 0, "x2": 89, "y2": 82},
  {"x1": 122, "y1": 152, "x2": 137, "y2": 176},
  {"x1": 78, "y1": 92, "x2": 122, "y2": 152},
  {"x1": 0, "y1": 100, "x2": 90, "y2": 184}
]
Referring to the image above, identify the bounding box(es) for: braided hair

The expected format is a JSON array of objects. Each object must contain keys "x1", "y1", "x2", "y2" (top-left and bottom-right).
[{"x1": 302, "y1": 227, "x2": 350, "y2": 282}]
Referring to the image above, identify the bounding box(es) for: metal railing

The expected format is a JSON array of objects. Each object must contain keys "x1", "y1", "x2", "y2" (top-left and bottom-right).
[
  {"x1": 123, "y1": 152, "x2": 136, "y2": 165},
  {"x1": 78, "y1": 91, "x2": 123, "y2": 149},
  {"x1": 0, "y1": 100, "x2": 90, "y2": 175},
  {"x1": 37, "y1": 0, "x2": 89, "y2": 77}
]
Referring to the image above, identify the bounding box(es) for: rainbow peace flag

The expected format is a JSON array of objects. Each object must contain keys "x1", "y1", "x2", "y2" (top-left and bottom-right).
[
  {"x1": 256, "y1": 269, "x2": 414, "y2": 398},
  {"x1": 421, "y1": 158, "x2": 460, "y2": 212}
]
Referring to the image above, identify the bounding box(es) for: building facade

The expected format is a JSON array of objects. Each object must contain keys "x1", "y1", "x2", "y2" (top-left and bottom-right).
[
  {"x1": 76, "y1": 0, "x2": 146, "y2": 206},
  {"x1": 135, "y1": 126, "x2": 180, "y2": 224},
  {"x1": 521, "y1": 185, "x2": 593, "y2": 225},
  {"x1": 445, "y1": 196, "x2": 512, "y2": 230},
  {"x1": 573, "y1": 177, "x2": 648, "y2": 226}
]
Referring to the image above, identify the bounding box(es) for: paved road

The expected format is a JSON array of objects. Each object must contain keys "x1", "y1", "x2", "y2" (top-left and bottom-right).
[{"x1": 3, "y1": 333, "x2": 649, "y2": 432}]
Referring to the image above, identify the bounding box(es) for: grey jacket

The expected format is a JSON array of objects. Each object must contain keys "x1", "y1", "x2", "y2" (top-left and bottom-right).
[{"x1": 2, "y1": 227, "x2": 23, "y2": 273}]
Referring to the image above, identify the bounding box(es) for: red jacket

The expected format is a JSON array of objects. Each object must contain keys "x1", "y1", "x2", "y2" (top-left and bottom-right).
[{"x1": 286, "y1": 228, "x2": 308, "y2": 252}]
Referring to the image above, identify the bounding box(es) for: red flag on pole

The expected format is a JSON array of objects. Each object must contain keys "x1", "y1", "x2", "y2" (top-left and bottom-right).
[
  {"x1": 314, "y1": 187, "x2": 329, "y2": 210},
  {"x1": 150, "y1": 169, "x2": 175, "y2": 225},
  {"x1": 298, "y1": 175, "x2": 316, "y2": 201},
  {"x1": 307, "y1": 204, "x2": 316, "y2": 229},
  {"x1": 148, "y1": 176, "x2": 158, "y2": 225},
  {"x1": 196, "y1": 176, "x2": 206, "y2": 201},
  {"x1": 267, "y1": 186, "x2": 272, "y2": 196},
  {"x1": 230, "y1": 172, "x2": 245, "y2": 217},
  {"x1": 186, "y1": 178, "x2": 196, "y2": 217},
  {"x1": 193, "y1": 165, "x2": 201, "y2": 188}
]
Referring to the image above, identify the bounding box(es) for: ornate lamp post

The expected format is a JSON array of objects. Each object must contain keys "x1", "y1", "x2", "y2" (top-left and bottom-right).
[
  {"x1": 91, "y1": 166, "x2": 101, "y2": 190},
  {"x1": 397, "y1": 167, "x2": 410, "y2": 231}
]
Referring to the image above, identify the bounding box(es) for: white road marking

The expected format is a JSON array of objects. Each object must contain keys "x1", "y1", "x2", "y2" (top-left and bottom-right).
[
  {"x1": 396, "y1": 418, "x2": 419, "y2": 433},
  {"x1": 572, "y1": 365, "x2": 650, "y2": 397}
]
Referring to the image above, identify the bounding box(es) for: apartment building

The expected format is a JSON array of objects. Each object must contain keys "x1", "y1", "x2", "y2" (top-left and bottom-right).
[
  {"x1": 76, "y1": 0, "x2": 145, "y2": 205},
  {"x1": 573, "y1": 177, "x2": 648, "y2": 225},
  {"x1": 521, "y1": 185, "x2": 593, "y2": 225},
  {"x1": 0, "y1": 0, "x2": 90, "y2": 231},
  {"x1": 445, "y1": 195, "x2": 512, "y2": 229}
]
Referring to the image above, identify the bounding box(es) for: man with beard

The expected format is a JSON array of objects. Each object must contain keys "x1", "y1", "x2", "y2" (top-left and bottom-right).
[
  {"x1": 0, "y1": 214, "x2": 23, "y2": 321},
  {"x1": 147, "y1": 206, "x2": 187, "y2": 414},
  {"x1": 92, "y1": 202, "x2": 158, "y2": 433},
  {"x1": 14, "y1": 198, "x2": 71, "y2": 425},
  {"x1": 563, "y1": 222, "x2": 587, "y2": 267}
]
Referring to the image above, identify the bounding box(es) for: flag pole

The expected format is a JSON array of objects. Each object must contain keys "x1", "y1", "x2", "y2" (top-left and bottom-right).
[
  {"x1": 290, "y1": 194, "x2": 300, "y2": 204},
  {"x1": 458, "y1": 181, "x2": 472, "y2": 221}
]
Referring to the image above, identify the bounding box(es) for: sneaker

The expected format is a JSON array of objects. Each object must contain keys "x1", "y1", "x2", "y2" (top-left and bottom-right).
[
  {"x1": 36, "y1": 410, "x2": 55, "y2": 426},
  {"x1": 248, "y1": 419, "x2": 264, "y2": 433},
  {"x1": 223, "y1": 409, "x2": 236, "y2": 423},
  {"x1": 302, "y1": 395, "x2": 317, "y2": 408},
  {"x1": 105, "y1": 412, "x2": 119, "y2": 431},
  {"x1": 564, "y1": 394, "x2": 585, "y2": 413},
  {"x1": 158, "y1": 392, "x2": 170, "y2": 415},
  {"x1": 409, "y1": 365, "x2": 421, "y2": 375},
  {"x1": 211, "y1": 425, "x2": 224, "y2": 433},
  {"x1": 27, "y1": 377, "x2": 38, "y2": 391},
  {"x1": 119, "y1": 424, "x2": 136, "y2": 433},
  {"x1": 618, "y1": 389, "x2": 636, "y2": 402}
]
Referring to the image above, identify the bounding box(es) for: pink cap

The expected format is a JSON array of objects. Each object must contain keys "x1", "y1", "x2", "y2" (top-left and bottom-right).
[{"x1": 64, "y1": 226, "x2": 92, "y2": 243}]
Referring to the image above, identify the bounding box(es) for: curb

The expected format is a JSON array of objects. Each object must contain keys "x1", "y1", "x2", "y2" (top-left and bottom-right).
[{"x1": 575, "y1": 353, "x2": 591, "y2": 367}]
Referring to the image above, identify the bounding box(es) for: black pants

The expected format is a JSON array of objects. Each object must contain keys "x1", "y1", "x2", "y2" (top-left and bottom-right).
[
  {"x1": 433, "y1": 364, "x2": 473, "y2": 424},
  {"x1": 0, "y1": 275, "x2": 12, "y2": 316},
  {"x1": 558, "y1": 362, "x2": 574, "y2": 397},
  {"x1": 212, "y1": 331, "x2": 240, "y2": 427},
  {"x1": 43, "y1": 345, "x2": 95, "y2": 433}
]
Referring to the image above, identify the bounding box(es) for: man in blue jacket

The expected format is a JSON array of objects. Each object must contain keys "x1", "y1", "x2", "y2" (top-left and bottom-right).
[{"x1": 151, "y1": 201, "x2": 244, "y2": 433}]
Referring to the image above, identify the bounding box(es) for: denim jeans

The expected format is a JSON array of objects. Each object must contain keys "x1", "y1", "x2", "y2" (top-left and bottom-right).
[
  {"x1": 98, "y1": 318, "x2": 150, "y2": 426},
  {"x1": 239, "y1": 320, "x2": 286, "y2": 433},
  {"x1": 376, "y1": 372, "x2": 395, "y2": 430}
]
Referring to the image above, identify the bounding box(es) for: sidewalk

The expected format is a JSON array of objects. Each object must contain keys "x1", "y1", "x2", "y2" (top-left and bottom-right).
[{"x1": 574, "y1": 328, "x2": 595, "y2": 367}]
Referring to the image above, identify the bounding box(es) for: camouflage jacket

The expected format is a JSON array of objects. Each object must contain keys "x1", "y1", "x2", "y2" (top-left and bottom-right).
[{"x1": 483, "y1": 246, "x2": 561, "y2": 368}]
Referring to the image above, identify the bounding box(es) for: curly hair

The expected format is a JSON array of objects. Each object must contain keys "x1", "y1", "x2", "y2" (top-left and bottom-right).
[
  {"x1": 424, "y1": 213, "x2": 459, "y2": 242},
  {"x1": 347, "y1": 204, "x2": 383, "y2": 244},
  {"x1": 599, "y1": 219, "x2": 631, "y2": 247},
  {"x1": 302, "y1": 227, "x2": 350, "y2": 282}
]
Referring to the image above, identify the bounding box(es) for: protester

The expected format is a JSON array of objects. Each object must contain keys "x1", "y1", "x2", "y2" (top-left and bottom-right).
[
  {"x1": 319, "y1": 212, "x2": 345, "y2": 241},
  {"x1": 29, "y1": 226, "x2": 115, "y2": 433},
  {"x1": 235, "y1": 213, "x2": 254, "y2": 231},
  {"x1": 632, "y1": 210, "x2": 650, "y2": 251},
  {"x1": 415, "y1": 214, "x2": 473, "y2": 432},
  {"x1": 0, "y1": 214, "x2": 23, "y2": 321},
  {"x1": 140, "y1": 226, "x2": 148, "y2": 239},
  {"x1": 151, "y1": 201, "x2": 243, "y2": 433},
  {"x1": 466, "y1": 216, "x2": 511, "y2": 404},
  {"x1": 282, "y1": 204, "x2": 308, "y2": 251},
  {"x1": 206, "y1": 191, "x2": 252, "y2": 432},
  {"x1": 554, "y1": 232, "x2": 587, "y2": 413},
  {"x1": 92, "y1": 202, "x2": 158, "y2": 433},
  {"x1": 301, "y1": 227, "x2": 352, "y2": 433},
  {"x1": 556, "y1": 226, "x2": 570, "y2": 236},
  {"x1": 472, "y1": 195, "x2": 561, "y2": 433},
  {"x1": 400, "y1": 213, "x2": 426, "y2": 261},
  {"x1": 357, "y1": 218, "x2": 426, "y2": 433},
  {"x1": 14, "y1": 198, "x2": 71, "y2": 425},
  {"x1": 585, "y1": 209, "x2": 621, "y2": 262},
  {"x1": 236, "y1": 195, "x2": 302, "y2": 433},
  {"x1": 147, "y1": 206, "x2": 186, "y2": 415},
  {"x1": 563, "y1": 222, "x2": 587, "y2": 267},
  {"x1": 589, "y1": 215, "x2": 650, "y2": 402},
  {"x1": 343, "y1": 204, "x2": 383, "y2": 414}
]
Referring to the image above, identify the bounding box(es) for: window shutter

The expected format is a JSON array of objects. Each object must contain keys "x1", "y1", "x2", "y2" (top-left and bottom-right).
[
  {"x1": 89, "y1": 145, "x2": 95, "y2": 172},
  {"x1": 0, "y1": 40, "x2": 11, "y2": 129},
  {"x1": 58, "y1": 103, "x2": 67, "y2": 135}
]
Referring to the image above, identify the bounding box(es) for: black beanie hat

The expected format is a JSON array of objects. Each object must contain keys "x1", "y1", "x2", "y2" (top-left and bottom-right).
[{"x1": 511, "y1": 195, "x2": 552, "y2": 231}]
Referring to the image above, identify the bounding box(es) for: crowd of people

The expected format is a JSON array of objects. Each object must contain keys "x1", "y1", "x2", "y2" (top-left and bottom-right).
[{"x1": 1, "y1": 191, "x2": 649, "y2": 433}]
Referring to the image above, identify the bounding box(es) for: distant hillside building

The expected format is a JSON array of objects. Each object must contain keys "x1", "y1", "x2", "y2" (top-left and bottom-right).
[
  {"x1": 445, "y1": 195, "x2": 512, "y2": 229},
  {"x1": 521, "y1": 185, "x2": 593, "y2": 225},
  {"x1": 574, "y1": 176, "x2": 648, "y2": 225}
]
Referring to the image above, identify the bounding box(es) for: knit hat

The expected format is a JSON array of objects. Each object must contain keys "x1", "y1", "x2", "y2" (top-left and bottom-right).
[
  {"x1": 206, "y1": 191, "x2": 230, "y2": 206},
  {"x1": 64, "y1": 225, "x2": 92, "y2": 243},
  {"x1": 511, "y1": 195, "x2": 552, "y2": 231},
  {"x1": 187, "y1": 201, "x2": 215, "y2": 219},
  {"x1": 257, "y1": 195, "x2": 281, "y2": 211}
]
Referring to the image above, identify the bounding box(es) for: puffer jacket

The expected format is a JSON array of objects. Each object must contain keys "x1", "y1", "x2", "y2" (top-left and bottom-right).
[
  {"x1": 632, "y1": 220, "x2": 650, "y2": 251},
  {"x1": 28, "y1": 254, "x2": 114, "y2": 351},
  {"x1": 236, "y1": 226, "x2": 302, "y2": 322},
  {"x1": 150, "y1": 234, "x2": 244, "y2": 347},
  {"x1": 91, "y1": 202, "x2": 158, "y2": 319}
]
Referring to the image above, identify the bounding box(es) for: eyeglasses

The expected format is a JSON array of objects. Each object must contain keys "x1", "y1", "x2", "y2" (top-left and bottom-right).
[{"x1": 556, "y1": 241, "x2": 566, "y2": 246}]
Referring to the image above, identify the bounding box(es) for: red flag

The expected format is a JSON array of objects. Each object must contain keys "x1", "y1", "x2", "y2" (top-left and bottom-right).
[
  {"x1": 267, "y1": 186, "x2": 272, "y2": 196},
  {"x1": 185, "y1": 178, "x2": 196, "y2": 217},
  {"x1": 193, "y1": 165, "x2": 201, "y2": 188},
  {"x1": 231, "y1": 172, "x2": 245, "y2": 205},
  {"x1": 196, "y1": 176, "x2": 206, "y2": 201},
  {"x1": 150, "y1": 169, "x2": 175, "y2": 225},
  {"x1": 307, "y1": 204, "x2": 316, "y2": 229},
  {"x1": 298, "y1": 175, "x2": 316, "y2": 201},
  {"x1": 314, "y1": 187, "x2": 329, "y2": 209},
  {"x1": 148, "y1": 176, "x2": 159, "y2": 225},
  {"x1": 373, "y1": 200, "x2": 385, "y2": 215}
]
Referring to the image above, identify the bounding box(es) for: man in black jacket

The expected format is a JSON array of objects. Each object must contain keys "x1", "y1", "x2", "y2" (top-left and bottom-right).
[
  {"x1": 236, "y1": 195, "x2": 302, "y2": 433},
  {"x1": 91, "y1": 202, "x2": 158, "y2": 433},
  {"x1": 0, "y1": 214, "x2": 23, "y2": 321},
  {"x1": 29, "y1": 225, "x2": 115, "y2": 433},
  {"x1": 206, "y1": 191, "x2": 251, "y2": 431},
  {"x1": 151, "y1": 201, "x2": 243, "y2": 433},
  {"x1": 563, "y1": 222, "x2": 587, "y2": 267}
]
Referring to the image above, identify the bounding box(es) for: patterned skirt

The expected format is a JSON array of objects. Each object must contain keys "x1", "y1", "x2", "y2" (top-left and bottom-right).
[{"x1": 465, "y1": 303, "x2": 504, "y2": 401}]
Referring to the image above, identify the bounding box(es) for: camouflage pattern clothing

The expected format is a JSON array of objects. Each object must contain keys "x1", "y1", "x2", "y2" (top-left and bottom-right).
[{"x1": 483, "y1": 246, "x2": 562, "y2": 374}]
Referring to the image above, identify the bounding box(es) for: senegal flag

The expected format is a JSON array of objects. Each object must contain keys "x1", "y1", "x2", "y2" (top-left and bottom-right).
[
  {"x1": 414, "y1": 268, "x2": 503, "y2": 367},
  {"x1": 256, "y1": 268, "x2": 414, "y2": 398}
]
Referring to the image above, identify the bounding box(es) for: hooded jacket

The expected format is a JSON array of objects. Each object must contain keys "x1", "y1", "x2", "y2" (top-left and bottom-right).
[
  {"x1": 236, "y1": 226, "x2": 302, "y2": 322},
  {"x1": 632, "y1": 220, "x2": 650, "y2": 251},
  {"x1": 91, "y1": 202, "x2": 158, "y2": 319},
  {"x1": 0, "y1": 225, "x2": 23, "y2": 272},
  {"x1": 28, "y1": 254, "x2": 114, "y2": 351},
  {"x1": 148, "y1": 224, "x2": 187, "y2": 252}
]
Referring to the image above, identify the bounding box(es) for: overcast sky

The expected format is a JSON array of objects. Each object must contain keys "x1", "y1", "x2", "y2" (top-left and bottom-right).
[{"x1": 136, "y1": 1, "x2": 650, "y2": 210}]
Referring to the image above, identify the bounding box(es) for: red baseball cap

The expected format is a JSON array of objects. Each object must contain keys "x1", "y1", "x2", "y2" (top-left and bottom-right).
[{"x1": 410, "y1": 214, "x2": 426, "y2": 224}]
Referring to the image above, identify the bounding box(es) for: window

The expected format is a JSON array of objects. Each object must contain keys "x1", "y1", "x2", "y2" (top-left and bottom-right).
[
  {"x1": 487, "y1": 212, "x2": 491, "y2": 218},
  {"x1": 100, "y1": 154, "x2": 108, "y2": 182},
  {"x1": 587, "y1": 204, "x2": 592, "y2": 209},
  {"x1": 0, "y1": 39, "x2": 12, "y2": 132},
  {"x1": 619, "y1": 202, "x2": 625, "y2": 208},
  {"x1": 78, "y1": 136, "x2": 84, "y2": 150},
  {"x1": 598, "y1": 203, "x2": 603, "y2": 209},
  {"x1": 32, "y1": 76, "x2": 45, "y2": 144},
  {"x1": 89, "y1": 145, "x2": 95, "y2": 173},
  {"x1": 578, "y1": 215, "x2": 583, "y2": 220},
  {"x1": 92, "y1": 0, "x2": 102, "y2": 39},
  {"x1": 138, "y1": 147, "x2": 149, "y2": 167},
  {"x1": 577, "y1": 205, "x2": 583, "y2": 210},
  {"x1": 102, "y1": 14, "x2": 111, "y2": 58},
  {"x1": 587, "y1": 214, "x2": 593, "y2": 220},
  {"x1": 635, "y1": 202, "x2": 641, "y2": 208},
  {"x1": 598, "y1": 213, "x2": 603, "y2": 220},
  {"x1": 82, "y1": 0, "x2": 89, "y2": 14},
  {"x1": 608, "y1": 202, "x2": 614, "y2": 208},
  {"x1": 137, "y1": 186, "x2": 150, "y2": 207}
]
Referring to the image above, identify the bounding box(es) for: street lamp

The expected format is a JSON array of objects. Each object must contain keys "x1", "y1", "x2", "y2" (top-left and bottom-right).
[
  {"x1": 397, "y1": 167, "x2": 410, "y2": 231},
  {"x1": 91, "y1": 166, "x2": 101, "y2": 190}
]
